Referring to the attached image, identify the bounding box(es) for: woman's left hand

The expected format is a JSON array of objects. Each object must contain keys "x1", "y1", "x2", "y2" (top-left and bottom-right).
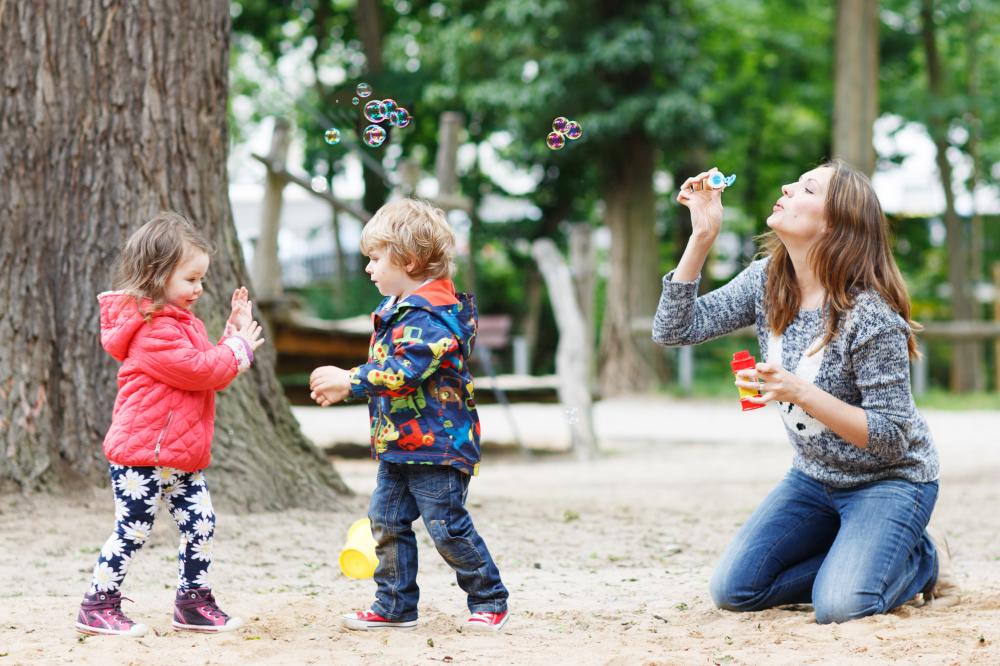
[{"x1": 735, "y1": 362, "x2": 813, "y2": 405}]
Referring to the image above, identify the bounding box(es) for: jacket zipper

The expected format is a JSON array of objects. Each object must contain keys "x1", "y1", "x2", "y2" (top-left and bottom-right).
[{"x1": 154, "y1": 411, "x2": 174, "y2": 464}]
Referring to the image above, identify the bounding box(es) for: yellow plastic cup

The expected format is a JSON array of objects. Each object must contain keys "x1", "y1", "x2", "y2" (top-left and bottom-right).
[{"x1": 340, "y1": 518, "x2": 379, "y2": 579}]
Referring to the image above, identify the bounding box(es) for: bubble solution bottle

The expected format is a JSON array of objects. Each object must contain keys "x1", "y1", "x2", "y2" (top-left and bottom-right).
[{"x1": 731, "y1": 350, "x2": 765, "y2": 411}]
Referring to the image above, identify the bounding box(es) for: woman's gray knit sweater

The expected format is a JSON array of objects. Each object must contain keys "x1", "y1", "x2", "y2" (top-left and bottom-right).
[{"x1": 652, "y1": 258, "x2": 939, "y2": 487}]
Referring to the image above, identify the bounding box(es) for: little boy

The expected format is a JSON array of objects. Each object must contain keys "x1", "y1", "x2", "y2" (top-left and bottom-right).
[{"x1": 309, "y1": 198, "x2": 510, "y2": 632}]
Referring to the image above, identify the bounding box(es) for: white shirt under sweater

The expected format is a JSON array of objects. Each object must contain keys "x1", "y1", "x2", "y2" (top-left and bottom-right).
[{"x1": 651, "y1": 257, "x2": 939, "y2": 488}]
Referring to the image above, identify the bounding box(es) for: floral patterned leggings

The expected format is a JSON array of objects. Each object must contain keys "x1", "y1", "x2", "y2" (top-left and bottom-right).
[{"x1": 87, "y1": 464, "x2": 217, "y2": 594}]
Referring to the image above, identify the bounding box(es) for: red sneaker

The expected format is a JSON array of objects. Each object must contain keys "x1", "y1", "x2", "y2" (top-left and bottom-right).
[
  {"x1": 340, "y1": 608, "x2": 417, "y2": 631},
  {"x1": 465, "y1": 610, "x2": 509, "y2": 632}
]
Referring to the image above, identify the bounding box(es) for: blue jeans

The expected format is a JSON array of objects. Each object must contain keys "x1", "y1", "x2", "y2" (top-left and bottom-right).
[
  {"x1": 368, "y1": 462, "x2": 508, "y2": 622},
  {"x1": 709, "y1": 469, "x2": 939, "y2": 624}
]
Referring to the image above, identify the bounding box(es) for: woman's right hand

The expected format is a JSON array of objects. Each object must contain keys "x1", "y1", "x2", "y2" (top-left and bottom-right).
[
  {"x1": 676, "y1": 167, "x2": 726, "y2": 243},
  {"x1": 234, "y1": 320, "x2": 266, "y2": 351}
]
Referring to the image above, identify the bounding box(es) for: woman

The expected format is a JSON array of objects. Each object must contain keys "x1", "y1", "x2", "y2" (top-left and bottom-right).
[{"x1": 652, "y1": 160, "x2": 955, "y2": 623}]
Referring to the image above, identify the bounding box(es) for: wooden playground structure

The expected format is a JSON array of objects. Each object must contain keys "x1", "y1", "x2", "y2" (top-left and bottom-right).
[{"x1": 246, "y1": 114, "x2": 598, "y2": 454}]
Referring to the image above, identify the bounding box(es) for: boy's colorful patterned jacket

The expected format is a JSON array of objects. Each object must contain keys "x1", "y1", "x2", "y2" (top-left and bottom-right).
[{"x1": 349, "y1": 278, "x2": 481, "y2": 475}]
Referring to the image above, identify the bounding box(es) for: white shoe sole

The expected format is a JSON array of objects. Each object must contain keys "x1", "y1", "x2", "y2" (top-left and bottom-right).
[
  {"x1": 75, "y1": 621, "x2": 148, "y2": 637},
  {"x1": 341, "y1": 615, "x2": 417, "y2": 631},
  {"x1": 172, "y1": 617, "x2": 243, "y2": 632}
]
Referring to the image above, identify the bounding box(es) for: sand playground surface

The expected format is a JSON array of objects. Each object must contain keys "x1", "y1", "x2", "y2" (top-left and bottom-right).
[{"x1": 2, "y1": 396, "x2": 999, "y2": 665}]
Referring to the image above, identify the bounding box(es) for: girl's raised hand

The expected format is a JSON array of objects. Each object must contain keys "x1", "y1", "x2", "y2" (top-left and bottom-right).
[
  {"x1": 227, "y1": 287, "x2": 252, "y2": 330},
  {"x1": 233, "y1": 319, "x2": 265, "y2": 352},
  {"x1": 676, "y1": 167, "x2": 727, "y2": 242}
]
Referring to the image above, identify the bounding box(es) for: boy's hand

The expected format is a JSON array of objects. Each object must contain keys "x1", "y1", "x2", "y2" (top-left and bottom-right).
[
  {"x1": 309, "y1": 365, "x2": 352, "y2": 406},
  {"x1": 227, "y1": 287, "x2": 253, "y2": 330}
]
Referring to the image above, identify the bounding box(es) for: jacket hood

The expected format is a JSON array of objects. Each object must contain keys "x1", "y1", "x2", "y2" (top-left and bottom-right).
[
  {"x1": 98, "y1": 291, "x2": 191, "y2": 361},
  {"x1": 382, "y1": 279, "x2": 479, "y2": 358}
]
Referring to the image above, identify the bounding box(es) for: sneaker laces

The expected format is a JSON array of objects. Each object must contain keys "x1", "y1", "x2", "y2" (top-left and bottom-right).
[
  {"x1": 177, "y1": 590, "x2": 228, "y2": 620},
  {"x1": 85, "y1": 594, "x2": 135, "y2": 624}
]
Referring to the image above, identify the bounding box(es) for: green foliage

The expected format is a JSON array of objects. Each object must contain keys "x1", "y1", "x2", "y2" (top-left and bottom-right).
[{"x1": 229, "y1": 0, "x2": 1000, "y2": 391}]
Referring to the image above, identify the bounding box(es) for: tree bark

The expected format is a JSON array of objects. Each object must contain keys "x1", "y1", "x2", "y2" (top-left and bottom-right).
[
  {"x1": 598, "y1": 133, "x2": 663, "y2": 395},
  {"x1": 355, "y1": 0, "x2": 389, "y2": 215},
  {"x1": 919, "y1": 0, "x2": 982, "y2": 392},
  {"x1": 833, "y1": 0, "x2": 879, "y2": 175},
  {"x1": 0, "y1": 1, "x2": 350, "y2": 509}
]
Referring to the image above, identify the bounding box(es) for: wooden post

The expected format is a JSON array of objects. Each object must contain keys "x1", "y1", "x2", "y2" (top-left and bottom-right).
[
  {"x1": 254, "y1": 118, "x2": 291, "y2": 302},
  {"x1": 329, "y1": 203, "x2": 347, "y2": 301},
  {"x1": 531, "y1": 238, "x2": 598, "y2": 459},
  {"x1": 993, "y1": 263, "x2": 1000, "y2": 392},
  {"x1": 435, "y1": 112, "x2": 462, "y2": 200},
  {"x1": 569, "y1": 224, "x2": 596, "y2": 390}
]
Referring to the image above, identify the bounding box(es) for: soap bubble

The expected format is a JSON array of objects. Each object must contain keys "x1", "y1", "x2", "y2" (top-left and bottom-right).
[
  {"x1": 323, "y1": 127, "x2": 341, "y2": 145},
  {"x1": 725, "y1": 174, "x2": 737, "y2": 187},
  {"x1": 352, "y1": 96, "x2": 360, "y2": 105},
  {"x1": 390, "y1": 107, "x2": 412, "y2": 128},
  {"x1": 381, "y1": 98, "x2": 397, "y2": 117},
  {"x1": 546, "y1": 132, "x2": 565, "y2": 150},
  {"x1": 310, "y1": 176, "x2": 328, "y2": 193},
  {"x1": 565, "y1": 120, "x2": 582, "y2": 140},
  {"x1": 552, "y1": 116, "x2": 569, "y2": 134},
  {"x1": 356, "y1": 82, "x2": 372, "y2": 98},
  {"x1": 363, "y1": 124, "x2": 387, "y2": 147},
  {"x1": 364, "y1": 99, "x2": 388, "y2": 123}
]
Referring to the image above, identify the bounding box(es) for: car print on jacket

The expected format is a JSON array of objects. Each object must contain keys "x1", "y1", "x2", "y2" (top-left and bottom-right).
[{"x1": 349, "y1": 279, "x2": 482, "y2": 475}]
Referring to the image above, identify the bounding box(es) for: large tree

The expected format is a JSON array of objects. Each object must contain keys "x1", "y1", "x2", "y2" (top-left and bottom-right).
[{"x1": 0, "y1": 1, "x2": 349, "y2": 509}]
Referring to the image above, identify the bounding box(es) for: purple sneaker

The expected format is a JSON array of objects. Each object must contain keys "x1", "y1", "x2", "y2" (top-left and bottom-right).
[
  {"x1": 75, "y1": 591, "x2": 148, "y2": 637},
  {"x1": 172, "y1": 588, "x2": 243, "y2": 632}
]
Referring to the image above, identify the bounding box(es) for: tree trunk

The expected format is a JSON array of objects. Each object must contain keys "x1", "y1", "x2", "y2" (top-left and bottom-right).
[
  {"x1": 919, "y1": 0, "x2": 982, "y2": 392},
  {"x1": 0, "y1": 1, "x2": 350, "y2": 509},
  {"x1": 833, "y1": 0, "x2": 879, "y2": 175},
  {"x1": 598, "y1": 133, "x2": 662, "y2": 395},
  {"x1": 356, "y1": 0, "x2": 389, "y2": 215}
]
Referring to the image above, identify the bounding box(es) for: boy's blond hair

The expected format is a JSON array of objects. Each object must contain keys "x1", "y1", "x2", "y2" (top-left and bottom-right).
[{"x1": 360, "y1": 199, "x2": 456, "y2": 279}]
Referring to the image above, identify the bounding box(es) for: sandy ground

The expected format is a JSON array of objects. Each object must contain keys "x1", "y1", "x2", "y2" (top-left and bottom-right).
[{"x1": 2, "y1": 397, "x2": 999, "y2": 665}]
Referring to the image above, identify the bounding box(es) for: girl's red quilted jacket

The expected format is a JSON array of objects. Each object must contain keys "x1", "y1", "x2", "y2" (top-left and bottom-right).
[{"x1": 98, "y1": 292, "x2": 249, "y2": 472}]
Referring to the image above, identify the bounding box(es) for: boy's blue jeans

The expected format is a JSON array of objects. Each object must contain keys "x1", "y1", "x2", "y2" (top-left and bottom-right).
[
  {"x1": 709, "y1": 468, "x2": 939, "y2": 624},
  {"x1": 368, "y1": 461, "x2": 508, "y2": 622}
]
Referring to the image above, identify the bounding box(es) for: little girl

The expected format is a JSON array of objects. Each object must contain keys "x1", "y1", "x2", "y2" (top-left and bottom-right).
[{"x1": 75, "y1": 212, "x2": 264, "y2": 637}]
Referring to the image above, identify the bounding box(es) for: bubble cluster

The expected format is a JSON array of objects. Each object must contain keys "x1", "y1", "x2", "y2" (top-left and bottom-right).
[
  {"x1": 330, "y1": 83, "x2": 415, "y2": 149},
  {"x1": 363, "y1": 124, "x2": 387, "y2": 148},
  {"x1": 547, "y1": 115, "x2": 583, "y2": 150}
]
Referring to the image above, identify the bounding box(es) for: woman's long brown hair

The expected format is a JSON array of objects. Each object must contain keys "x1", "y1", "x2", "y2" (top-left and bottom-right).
[{"x1": 759, "y1": 160, "x2": 921, "y2": 358}]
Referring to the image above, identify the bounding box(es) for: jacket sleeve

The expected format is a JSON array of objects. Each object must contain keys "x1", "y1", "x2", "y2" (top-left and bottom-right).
[
  {"x1": 131, "y1": 318, "x2": 248, "y2": 392},
  {"x1": 348, "y1": 313, "x2": 457, "y2": 400},
  {"x1": 850, "y1": 316, "x2": 916, "y2": 462},
  {"x1": 651, "y1": 259, "x2": 764, "y2": 346}
]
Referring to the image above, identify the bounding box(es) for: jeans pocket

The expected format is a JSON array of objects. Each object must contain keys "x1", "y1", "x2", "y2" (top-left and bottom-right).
[{"x1": 409, "y1": 467, "x2": 452, "y2": 500}]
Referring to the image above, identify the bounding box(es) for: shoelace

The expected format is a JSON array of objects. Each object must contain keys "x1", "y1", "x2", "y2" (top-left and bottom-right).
[{"x1": 88, "y1": 595, "x2": 136, "y2": 625}]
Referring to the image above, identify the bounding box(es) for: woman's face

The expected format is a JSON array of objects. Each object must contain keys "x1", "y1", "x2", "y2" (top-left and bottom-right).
[{"x1": 766, "y1": 166, "x2": 834, "y2": 247}]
